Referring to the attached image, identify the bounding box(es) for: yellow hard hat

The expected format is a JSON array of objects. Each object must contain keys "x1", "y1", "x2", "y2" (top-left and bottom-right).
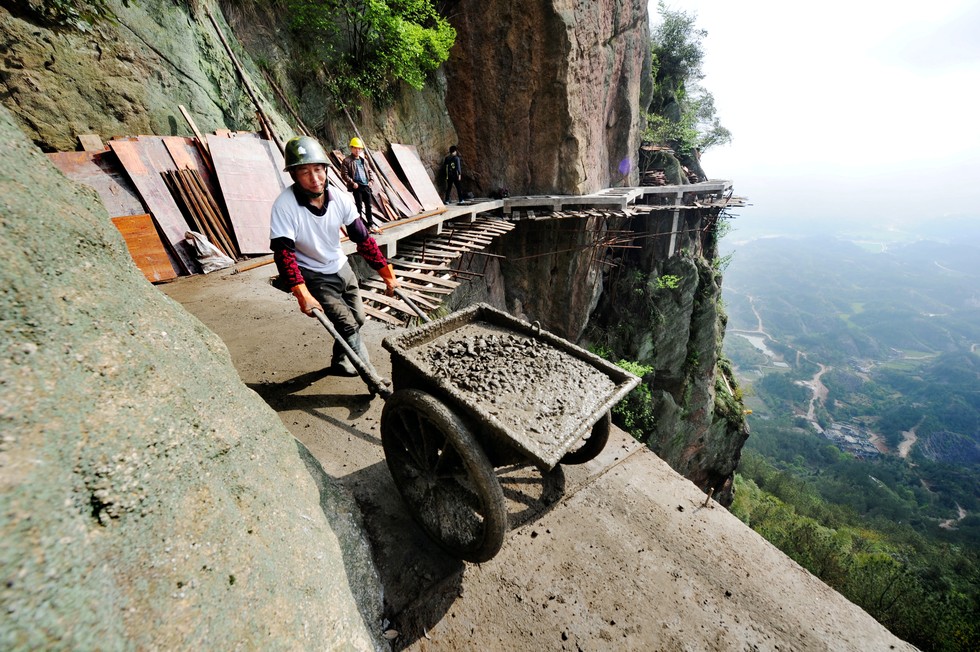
[{"x1": 349, "y1": 137, "x2": 364, "y2": 149}]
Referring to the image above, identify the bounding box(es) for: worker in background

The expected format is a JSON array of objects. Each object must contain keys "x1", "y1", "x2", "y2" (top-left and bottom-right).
[
  {"x1": 340, "y1": 137, "x2": 380, "y2": 234},
  {"x1": 271, "y1": 136, "x2": 399, "y2": 386},
  {"x1": 443, "y1": 145, "x2": 463, "y2": 204}
]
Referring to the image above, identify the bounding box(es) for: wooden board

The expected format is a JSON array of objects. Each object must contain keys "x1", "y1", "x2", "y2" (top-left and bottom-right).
[
  {"x1": 389, "y1": 268, "x2": 460, "y2": 288},
  {"x1": 47, "y1": 150, "x2": 147, "y2": 218},
  {"x1": 369, "y1": 150, "x2": 420, "y2": 217},
  {"x1": 388, "y1": 144, "x2": 442, "y2": 212},
  {"x1": 162, "y1": 136, "x2": 221, "y2": 203},
  {"x1": 111, "y1": 214, "x2": 178, "y2": 283},
  {"x1": 108, "y1": 138, "x2": 196, "y2": 274},
  {"x1": 362, "y1": 304, "x2": 405, "y2": 325},
  {"x1": 207, "y1": 135, "x2": 291, "y2": 254},
  {"x1": 77, "y1": 134, "x2": 105, "y2": 152}
]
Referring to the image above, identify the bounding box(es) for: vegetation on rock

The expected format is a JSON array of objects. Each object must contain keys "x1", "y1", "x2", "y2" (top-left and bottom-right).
[
  {"x1": 644, "y1": 2, "x2": 730, "y2": 160},
  {"x1": 286, "y1": 0, "x2": 455, "y2": 105}
]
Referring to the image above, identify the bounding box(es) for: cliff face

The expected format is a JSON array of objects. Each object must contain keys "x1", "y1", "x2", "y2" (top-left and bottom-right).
[
  {"x1": 0, "y1": 1, "x2": 282, "y2": 150},
  {"x1": 462, "y1": 210, "x2": 748, "y2": 506},
  {"x1": 445, "y1": 0, "x2": 651, "y2": 195},
  {"x1": 0, "y1": 0, "x2": 743, "y2": 502},
  {"x1": 588, "y1": 226, "x2": 749, "y2": 505}
]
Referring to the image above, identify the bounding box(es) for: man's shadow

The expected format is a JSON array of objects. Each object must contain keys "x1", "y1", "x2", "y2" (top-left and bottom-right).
[{"x1": 247, "y1": 369, "x2": 381, "y2": 446}]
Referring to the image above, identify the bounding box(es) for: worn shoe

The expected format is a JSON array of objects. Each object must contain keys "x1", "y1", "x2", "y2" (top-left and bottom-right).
[{"x1": 329, "y1": 356, "x2": 358, "y2": 376}]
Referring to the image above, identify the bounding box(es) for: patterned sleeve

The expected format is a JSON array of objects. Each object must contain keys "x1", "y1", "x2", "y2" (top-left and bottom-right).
[
  {"x1": 271, "y1": 236, "x2": 305, "y2": 288},
  {"x1": 347, "y1": 219, "x2": 388, "y2": 271}
]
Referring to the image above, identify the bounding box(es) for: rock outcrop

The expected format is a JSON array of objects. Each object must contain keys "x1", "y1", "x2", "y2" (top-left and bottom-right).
[
  {"x1": 0, "y1": 106, "x2": 384, "y2": 649},
  {"x1": 468, "y1": 208, "x2": 748, "y2": 506},
  {"x1": 586, "y1": 210, "x2": 748, "y2": 505},
  {"x1": 0, "y1": 1, "x2": 289, "y2": 151},
  {"x1": 444, "y1": 0, "x2": 652, "y2": 195}
]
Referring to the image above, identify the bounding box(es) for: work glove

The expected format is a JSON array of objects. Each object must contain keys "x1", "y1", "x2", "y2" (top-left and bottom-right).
[
  {"x1": 291, "y1": 283, "x2": 322, "y2": 316},
  {"x1": 378, "y1": 264, "x2": 399, "y2": 297}
]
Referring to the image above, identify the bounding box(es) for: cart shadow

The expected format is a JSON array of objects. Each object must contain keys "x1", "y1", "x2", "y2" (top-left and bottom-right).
[
  {"x1": 341, "y1": 460, "x2": 464, "y2": 647},
  {"x1": 341, "y1": 460, "x2": 568, "y2": 650},
  {"x1": 497, "y1": 463, "x2": 567, "y2": 529}
]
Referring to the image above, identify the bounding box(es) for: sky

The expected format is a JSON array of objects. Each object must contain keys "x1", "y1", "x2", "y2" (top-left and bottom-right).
[{"x1": 650, "y1": 0, "x2": 980, "y2": 230}]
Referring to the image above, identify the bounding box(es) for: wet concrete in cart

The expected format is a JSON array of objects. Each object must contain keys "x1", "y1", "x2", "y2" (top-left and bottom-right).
[{"x1": 414, "y1": 323, "x2": 615, "y2": 449}]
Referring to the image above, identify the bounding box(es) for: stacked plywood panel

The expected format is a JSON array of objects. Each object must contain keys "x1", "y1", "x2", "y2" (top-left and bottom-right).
[{"x1": 50, "y1": 132, "x2": 454, "y2": 284}]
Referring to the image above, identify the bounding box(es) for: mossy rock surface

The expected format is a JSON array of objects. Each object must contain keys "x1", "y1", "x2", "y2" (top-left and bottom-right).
[{"x1": 0, "y1": 105, "x2": 384, "y2": 650}]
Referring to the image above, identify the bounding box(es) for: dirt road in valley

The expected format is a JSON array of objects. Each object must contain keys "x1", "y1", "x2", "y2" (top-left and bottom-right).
[
  {"x1": 898, "y1": 424, "x2": 919, "y2": 458},
  {"x1": 162, "y1": 266, "x2": 914, "y2": 651},
  {"x1": 803, "y1": 363, "x2": 830, "y2": 423}
]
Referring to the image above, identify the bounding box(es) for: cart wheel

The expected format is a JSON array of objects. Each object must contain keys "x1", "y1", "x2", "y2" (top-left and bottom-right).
[
  {"x1": 559, "y1": 411, "x2": 611, "y2": 465},
  {"x1": 381, "y1": 389, "x2": 507, "y2": 562}
]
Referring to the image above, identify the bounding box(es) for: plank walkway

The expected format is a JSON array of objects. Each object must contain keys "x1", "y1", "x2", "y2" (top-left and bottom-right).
[{"x1": 340, "y1": 180, "x2": 741, "y2": 325}]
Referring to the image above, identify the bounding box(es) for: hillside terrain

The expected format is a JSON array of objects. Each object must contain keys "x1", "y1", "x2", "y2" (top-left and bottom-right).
[
  {"x1": 720, "y1": 227, "x2": 980, "y2": 649},
  {"x1": 723, "y1": 232, "x2": 980, "y2": 524}
]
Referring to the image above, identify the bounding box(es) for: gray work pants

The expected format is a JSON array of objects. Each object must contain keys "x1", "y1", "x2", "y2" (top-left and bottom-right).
[{"x1": 299, "y1": 263, "x2": 365, "y2": 340}]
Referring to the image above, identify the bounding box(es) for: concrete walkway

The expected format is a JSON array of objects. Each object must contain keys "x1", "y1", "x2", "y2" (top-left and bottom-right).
[{"x1": 163, "y1": 266, "x2": 913, "y2": 652}]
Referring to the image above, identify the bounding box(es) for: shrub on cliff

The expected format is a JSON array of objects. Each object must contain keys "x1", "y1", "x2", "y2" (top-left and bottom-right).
[
  {"x1": 287, "y1": 0, "x2": 455, "y2": 105},
  {"x1": 645, "y1": 2, "x2": 730, "y2": 158}
]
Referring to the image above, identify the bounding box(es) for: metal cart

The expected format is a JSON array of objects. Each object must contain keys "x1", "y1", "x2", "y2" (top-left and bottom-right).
[{"x1": 374, "y1": 303, "x2": 640, "y2": 562}]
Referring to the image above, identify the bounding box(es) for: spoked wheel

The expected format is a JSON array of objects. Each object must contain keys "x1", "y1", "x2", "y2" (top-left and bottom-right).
[
  {"x1": 559, "y1": 411, "x2": 611, "y2": 465},
  {"x1": 381, "y1": 389, "x2": 507, "y2": 562}
]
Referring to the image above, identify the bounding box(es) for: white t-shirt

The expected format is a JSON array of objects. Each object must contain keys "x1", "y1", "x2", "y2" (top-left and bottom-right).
[{"x1": 269, "y1": 186, "x2": 358, "y2": 275}]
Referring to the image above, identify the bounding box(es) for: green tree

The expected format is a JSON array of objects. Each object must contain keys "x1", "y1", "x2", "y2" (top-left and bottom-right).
[
  {"x1": 645, "y1": 2, "x2": 731, "y2": 155},
  {"x1": 288, "y1": 0, "x2": 455, "y2": 104},
  {"x1": 611, "y1": 360, "x2": 657, "y2": 439}
]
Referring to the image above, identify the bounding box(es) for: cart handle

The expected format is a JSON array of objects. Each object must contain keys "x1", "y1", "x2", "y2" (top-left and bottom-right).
[
  {"x1": 311, "y1": 309, "x2": 392, "y2": 399},
  {"x1": 394, "y1": 287, "x2": 432, "y2": 324}
]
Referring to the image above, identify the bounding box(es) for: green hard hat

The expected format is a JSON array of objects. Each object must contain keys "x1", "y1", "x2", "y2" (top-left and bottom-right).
[{"x1": 283, "y1": 136, "x2": 329, "y2": 171}]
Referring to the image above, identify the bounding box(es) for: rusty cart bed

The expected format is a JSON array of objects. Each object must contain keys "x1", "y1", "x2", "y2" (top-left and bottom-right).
[{"x1": 379, "y1": 303, "x2": 639, "y2": 562}]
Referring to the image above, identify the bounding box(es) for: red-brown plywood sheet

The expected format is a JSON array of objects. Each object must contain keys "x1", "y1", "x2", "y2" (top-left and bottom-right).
[
  {"x1": 369, "y1": 150, "x2": 421, "y2": 217},
  {"x1": 47, "y1": 150, "x2": 147, "y2": 218},
  {"x1": 108, "y1": 138, "x2": 195, "y2": 274},
  {"x1": 389, "y1": 144, "x2": 444, "y2": 212},
  {"x1": 111, "y1": 214, "x2": 178, "y2": 283},
  {"x1": 207, "y1": 135, "x2": 291, "y2": 254}
]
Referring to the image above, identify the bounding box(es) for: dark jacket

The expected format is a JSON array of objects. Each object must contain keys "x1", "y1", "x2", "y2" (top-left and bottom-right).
[
  {"x1": 443, "y1": 153, "x2": 462, "y2": 180},
  {"x1": 341, "y1": 154, "x2": 373, "y2": 191}
]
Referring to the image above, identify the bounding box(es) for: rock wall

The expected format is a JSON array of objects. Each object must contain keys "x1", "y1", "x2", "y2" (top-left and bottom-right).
[
  {"x1": 444, "y1": 0, "x2": 651, "y2": 195},
  {"x1": 0, "y1": 107, "x2": 384, "y2": 649},
  {"x1": 494, "y1": 218, "x2": 606, "y2": 340},
  {"x1": 0, "y1": 0, "x2": 292, "y2": 151},
  {"x1": 585, "y1": 211, "x2": 749, "y2": 505},
  {"x1": 0, "y1": 0, "x2": 652, "y2": 198}
]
